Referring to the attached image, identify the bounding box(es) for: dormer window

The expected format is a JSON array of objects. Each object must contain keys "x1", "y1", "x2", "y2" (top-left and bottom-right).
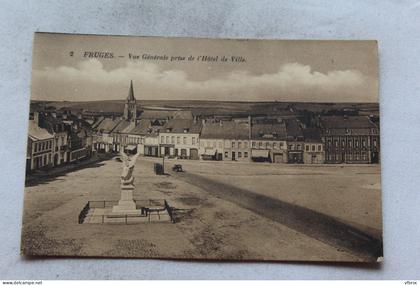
[
  {"x1": 262, "y1": 134, "x2": 273, "y2": 139},
  {"x1": 166, "y1": 128, "x2": 172, "y2": 132},
  {"x1": 183, "y1": 128, "x2": 189, "y2": 133},
  {"x1": 346, "y1": 129, "x2": 351, "y2": 134}
]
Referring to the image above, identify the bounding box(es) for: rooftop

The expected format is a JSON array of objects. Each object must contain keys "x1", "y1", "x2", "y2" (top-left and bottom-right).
[
  {"x1": 201, "y1": 121, "x2": 249, "y2": 140},
  {"x1": 250, "y1": 122, "x2": 287, "y2": 141},
  {"x1": 303, "y1": 128, "x2": 322, "y2": 142},
  {"x1": 320, "y1": 115, "x2": 379, "y2": 129},
  {"x1": 94, "y1": 118, "x2": 121, "y2": 133},
  {"x1": 28, "y1": 120, "x2": 54, "y2": 141},
  {"x1": 162, "y1": 119, "x2": 202, "y2": 134}
]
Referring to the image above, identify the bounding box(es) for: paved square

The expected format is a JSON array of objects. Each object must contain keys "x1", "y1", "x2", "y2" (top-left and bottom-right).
[{"x1": 22, "y1": 157, "x2": 381, "y2": 261}]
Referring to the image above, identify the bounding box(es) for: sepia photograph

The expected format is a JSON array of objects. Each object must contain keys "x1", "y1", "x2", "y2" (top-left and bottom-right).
[{"x1": 22, "y1": 32, "x2": 382, "y2": 262}]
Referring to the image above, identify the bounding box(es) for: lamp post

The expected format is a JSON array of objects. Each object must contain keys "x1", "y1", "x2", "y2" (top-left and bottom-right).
[{"x1": 162, "y1": 155, "x2": 165, "y2": 174}]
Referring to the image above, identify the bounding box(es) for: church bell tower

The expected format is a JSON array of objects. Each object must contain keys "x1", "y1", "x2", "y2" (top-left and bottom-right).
[{"x1": 123, "y1": 80, "x2": 137, "y2": 122}]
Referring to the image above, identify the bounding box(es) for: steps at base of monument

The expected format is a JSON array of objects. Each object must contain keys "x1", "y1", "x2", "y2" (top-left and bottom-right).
[{"x1": 79, "y1": 200, "x2": 174, "y2": 224}]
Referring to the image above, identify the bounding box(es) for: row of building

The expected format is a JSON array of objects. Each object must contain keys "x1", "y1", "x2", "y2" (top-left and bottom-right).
[
  {"x1": 91, "y1": 81, "x2": 380, "y2": 164},
  {"x1": 27, "y1": 111, "x2": 93, "y2": 172},
  {"x1": 27, "y1": 81, "x2": 380, "y2": 173}
]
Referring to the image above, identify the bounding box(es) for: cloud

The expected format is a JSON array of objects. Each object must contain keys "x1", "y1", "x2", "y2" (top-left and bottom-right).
[{"x1": 32, "y1": 59, "x2": 377, "y2": 102}]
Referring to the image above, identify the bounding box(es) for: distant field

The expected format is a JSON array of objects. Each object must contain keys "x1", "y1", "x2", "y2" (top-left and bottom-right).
[{"x1": 30, "y1": 99, "x2": 380, "y2": 115}]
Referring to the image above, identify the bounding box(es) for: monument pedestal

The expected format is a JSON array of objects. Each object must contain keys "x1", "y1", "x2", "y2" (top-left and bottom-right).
[{"x1": 111, "y1": 184, "x2": 139, "y2": 215}]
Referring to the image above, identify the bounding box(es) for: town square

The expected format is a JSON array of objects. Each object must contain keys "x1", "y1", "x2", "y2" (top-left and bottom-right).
[{"x1": 22, "y1": 154, "x2": 381, "y2": 261}]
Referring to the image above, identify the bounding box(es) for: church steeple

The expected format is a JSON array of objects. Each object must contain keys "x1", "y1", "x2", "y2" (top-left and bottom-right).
[
  {"x1": 123, "y1": 80, "x2": 137, "y2": 122},
  {"x1": 127, "y1": 80, "x2": 135, "y2": 101}
]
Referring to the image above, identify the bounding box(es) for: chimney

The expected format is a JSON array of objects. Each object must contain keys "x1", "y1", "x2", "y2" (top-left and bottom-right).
[
  {"x1": 34, "y1": 112, "x2": 40, "y2": 126},
  {"x1": 248, "y1": 115, "x2": 252, "y2": 140}
]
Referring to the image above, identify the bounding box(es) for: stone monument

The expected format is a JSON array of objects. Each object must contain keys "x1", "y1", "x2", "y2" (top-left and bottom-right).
[{"x1": 112, "y1": 147, "x2": 140, "y2": 214}]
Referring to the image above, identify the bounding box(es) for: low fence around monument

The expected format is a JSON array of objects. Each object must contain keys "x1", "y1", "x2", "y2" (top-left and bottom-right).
[{"x1": 78, "y1": 199, "x2": 176, "y2": 224}]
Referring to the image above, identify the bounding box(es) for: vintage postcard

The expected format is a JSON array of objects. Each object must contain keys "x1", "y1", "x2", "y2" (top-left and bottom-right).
[{"x1": 22, "y1": 32, "x2": 382, "y2": 262}]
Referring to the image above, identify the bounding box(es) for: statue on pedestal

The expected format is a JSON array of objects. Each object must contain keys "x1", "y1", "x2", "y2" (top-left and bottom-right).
[
  {"x1": 112, "y1": 147, "x2": 140, "y2": 214},
  {"x1": 120, "y1": 147, "x2": 140, "y2": 188}
]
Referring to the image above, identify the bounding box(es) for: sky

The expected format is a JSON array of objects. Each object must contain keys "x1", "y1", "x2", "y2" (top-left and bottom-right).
[{"x1": 31, "y1": 33, "x2": 379, "y2": 102}]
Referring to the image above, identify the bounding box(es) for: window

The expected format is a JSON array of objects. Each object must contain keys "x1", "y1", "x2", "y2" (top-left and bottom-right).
[
  {"x1": 318, "y1": 145, "x2": 322, "y2": 151},
  {"x1": 224, "y1": 151, "x2": 228, "y2": 158},
  {"x1": 373, "y1": 139, "x2": 377, "y2": 147},
  {"x1": 244, "y1": 142, "x2": 248, "y2": 148},
  {"x1": 244, "y1": 152, "x2": 248, "y2": 158},
  {"x1": 341, "y1": 140, "x2": 345, "y2": 147},
  {"x1": 306, "y1": 145, "x2": 309, "y2": 151},
  {"x1": 258, "y1": 142, "x2": 262, "y2": 148},
  {"x1": 335, "y1": 140, "x2": 338, "y2": 147},
  {"x1": 165, "y1": 136, "x2": 169, "y2": 144},
  {"x1": 238, "y1": 152, "x2": 242, "y2": 158},
  {"x1": 232, "y1": 141, "x2": 235, "y2": 148},
  {"x1": 273, "y1": 142, "x2": 278, "y2": 149},
  {"x1": 280, "y1": 142, "x2": 284, "y2": 147},
  {"x1": 238, "y1": 142, "x2": 242, "y2": 149},
  {"x1": 183, "y1": 137, "x2": 187, "y2": 144},
  {"x1": 362, "y1": 140, "x2": 366, "y2": 147},
  {"x1": 192, "y1": 137, "x2": 196, "y2": 145},
  {"x1": 355, "y1": 140, "x2": 359, "y2": 147},
  {"x1": 348, "y1": 140, "x2": 352, "y2": 147},
  {"x1": 266, "y1": 142, "x2": 270, "y2": 149},
  {"x1": 290, "y1": 144, "x2": 295, "y2": 150},
  {"x1": 312, "y1": 145, "x2": 315, "y2": 151},
  {"x1": 297, "y1": 144, "x2": 301, "y2": 151},
  {"x1": 364, "y1": 152, "x2": 367, "y2": 160},
  {"x1": 177, "y1": 136, "x2": 180, "y2": 144},
  {"x1": 252, "y1": 142, "x2": 256, "y2": 148}
]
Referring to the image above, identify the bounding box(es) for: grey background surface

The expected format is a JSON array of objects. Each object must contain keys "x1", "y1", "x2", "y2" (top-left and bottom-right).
[{"x1": 0, "y1": 0, "x2": 419, "y2": 280}]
